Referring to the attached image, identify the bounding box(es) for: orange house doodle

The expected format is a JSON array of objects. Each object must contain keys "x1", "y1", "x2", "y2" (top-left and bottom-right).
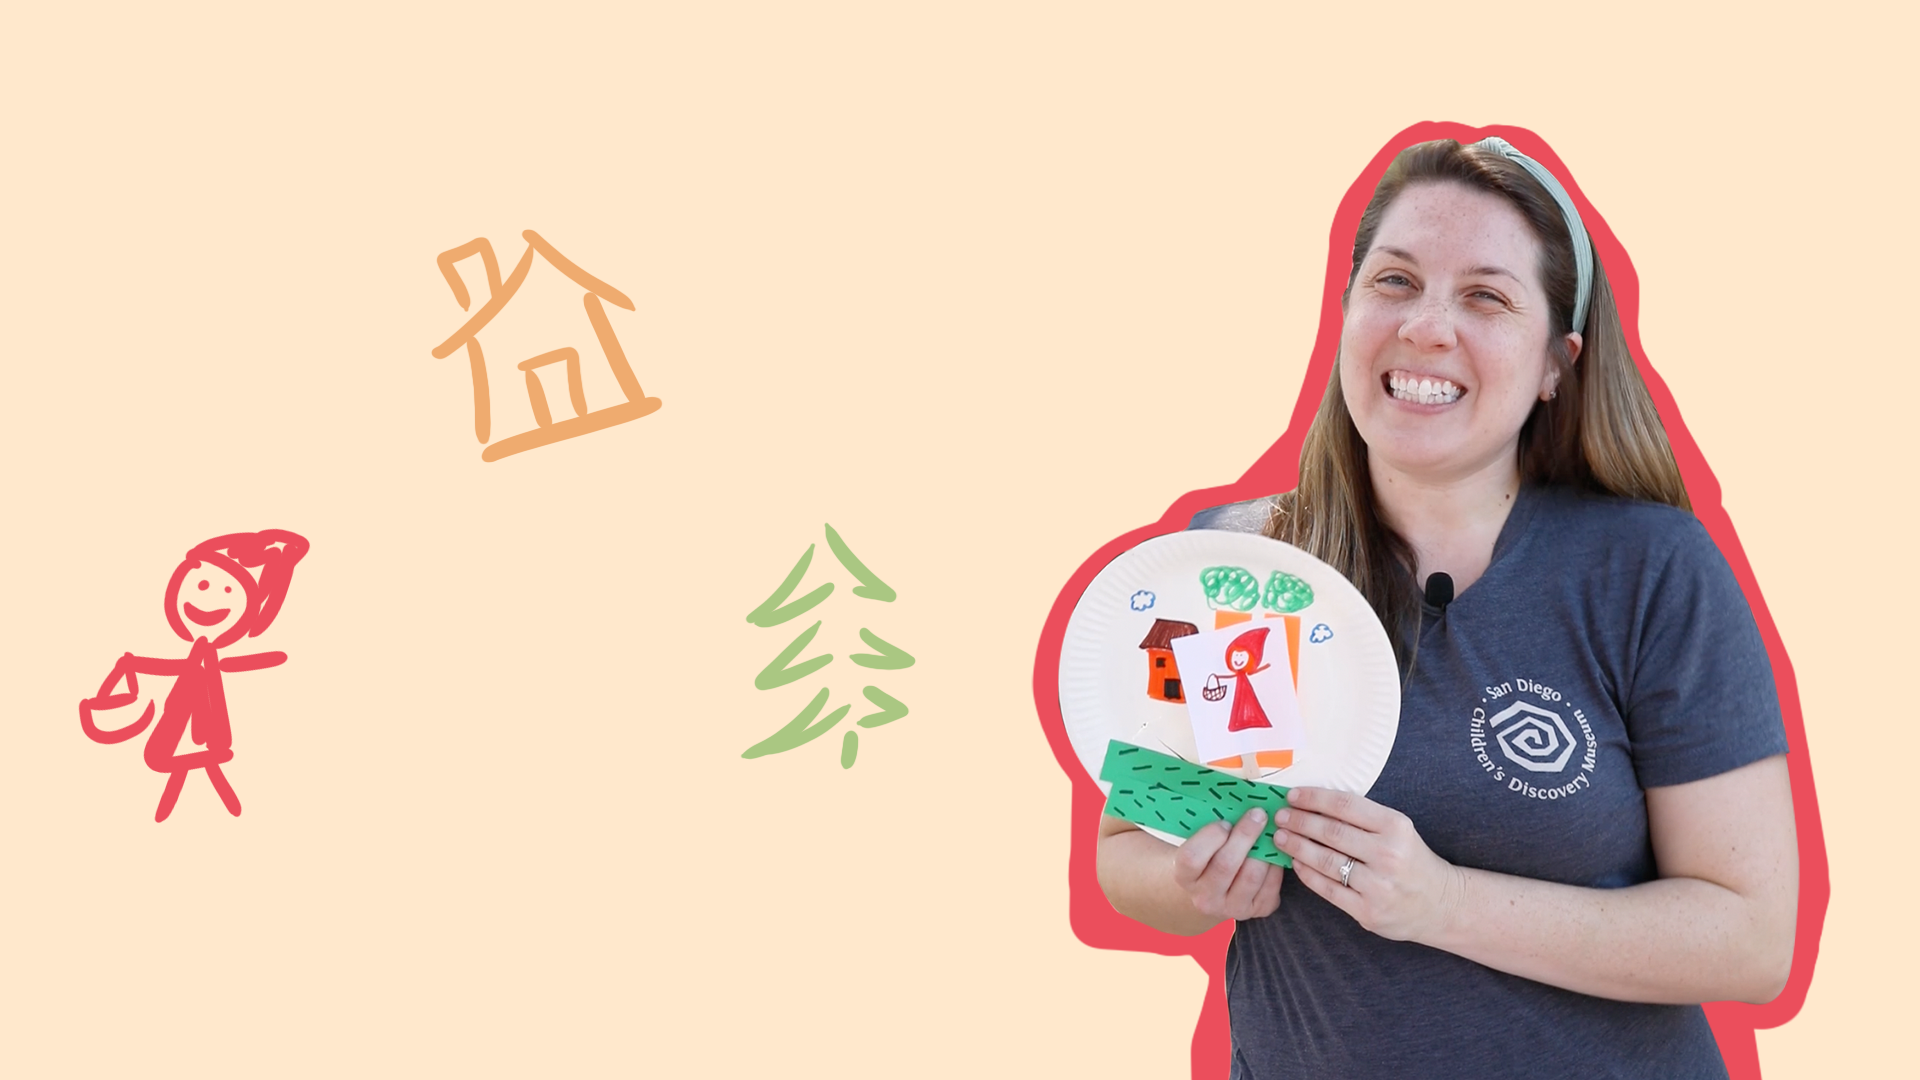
[
  {"x1": 1138, "y1": 618, "x2": 1198, "y2": 703},
  {"x1": 431, "y1": 230, "x2": 663, "y2": 462}
]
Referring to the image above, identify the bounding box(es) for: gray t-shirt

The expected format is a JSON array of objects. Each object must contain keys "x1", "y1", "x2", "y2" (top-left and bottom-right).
[{"x1": 1191, "y1": 483, "x2": 1787, "y2": 1079}]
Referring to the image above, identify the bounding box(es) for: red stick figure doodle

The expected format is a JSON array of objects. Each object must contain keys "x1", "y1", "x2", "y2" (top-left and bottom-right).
[
  {"x1": 1215, "y1": 626, "x2": 1273, "y2": 732},
  {"x1": 78, "y1": 531, "x2": 310, "y2": 822}
]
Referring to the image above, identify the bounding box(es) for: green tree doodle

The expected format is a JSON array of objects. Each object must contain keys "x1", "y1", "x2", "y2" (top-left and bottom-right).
[
  {"x1": 742, "y1": 524, "x2": 914, "y2": 768},
  {"x1": 1201, "y1": 565, "x2": 1262, "y2": 613},
  {"x1": 1262, "y1": 571, "x2": 1314, "y2": 614}
]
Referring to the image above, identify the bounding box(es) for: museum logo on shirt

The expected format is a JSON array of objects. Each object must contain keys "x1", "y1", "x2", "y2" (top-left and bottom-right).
[{"x1": 1465, "y1": 676, "x2": 1599, "y2": 801}]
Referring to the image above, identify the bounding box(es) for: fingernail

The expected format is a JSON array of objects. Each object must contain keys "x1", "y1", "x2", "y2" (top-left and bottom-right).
[
  {"x1": 1275, "y1": 809, "x2": 1290, "y2": 826},
  {"x1": 1249, "y1": 808, "x2": 1266, "y2": 825},
  {"x1": 1273, "y1": 830, "x2": 1291, "y2": 846}
]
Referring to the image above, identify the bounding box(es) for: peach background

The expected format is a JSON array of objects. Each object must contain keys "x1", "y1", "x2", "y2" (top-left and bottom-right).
[{"x1": 2, "y1": 4, "x2": 1908, "y2": 1077}]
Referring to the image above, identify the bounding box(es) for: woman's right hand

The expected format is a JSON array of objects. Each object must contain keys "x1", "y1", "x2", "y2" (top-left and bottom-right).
[
  {"x1": 1097, "y1": 807, "x2": 1284, "y2": 934},
  {"x1": 1171, "y1": 808, "x2": 1284, "y2": 922}
]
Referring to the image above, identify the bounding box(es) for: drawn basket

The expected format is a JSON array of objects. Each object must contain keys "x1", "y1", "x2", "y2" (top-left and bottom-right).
[{"x1": 1201, "y1": 674, "x2": 1227, "y2": 702}]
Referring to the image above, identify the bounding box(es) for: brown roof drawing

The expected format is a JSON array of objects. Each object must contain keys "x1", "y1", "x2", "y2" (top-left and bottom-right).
[{"x1": 1138, "y1": 618, "x2": 1199, "y2": 650}]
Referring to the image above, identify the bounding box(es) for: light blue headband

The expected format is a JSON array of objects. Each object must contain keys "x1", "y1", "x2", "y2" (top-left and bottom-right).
[{"x1": 1471, "y1": 137, "x2": 1593, "y2": 335}]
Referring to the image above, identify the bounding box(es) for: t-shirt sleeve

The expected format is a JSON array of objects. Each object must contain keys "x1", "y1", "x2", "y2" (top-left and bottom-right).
[
  {"x1": 1624, "y1": 516, "x2": 1788, "y2": 789},
  {"x1": 1186, "y1": 496, "x2": 1277, "y2": 534}
]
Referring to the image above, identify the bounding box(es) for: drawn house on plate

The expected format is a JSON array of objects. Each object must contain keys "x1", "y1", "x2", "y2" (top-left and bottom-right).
[
  {"x1": 1138, "y1": 618, "x2": 1199, "y2": 703},
  {"x1": 431, "y1": 230, "x2": 663, "y2": 462}
]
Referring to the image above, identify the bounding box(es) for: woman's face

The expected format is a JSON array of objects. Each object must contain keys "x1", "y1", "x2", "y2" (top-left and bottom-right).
[
  {"x1": 169, "y1": 560, "x2": 250, "y2": 645},
  {"x1": 1339, "y1": 181, "x2": 1579, "y2": 486}
]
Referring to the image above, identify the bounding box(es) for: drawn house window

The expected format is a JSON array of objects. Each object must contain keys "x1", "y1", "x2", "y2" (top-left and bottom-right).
[
  {"x1": 1138, "y1": 618, "x2": 1199, "y2": 704},
  {"x1": 431, "y1": 230, "x2": 664, "y2": 462}
]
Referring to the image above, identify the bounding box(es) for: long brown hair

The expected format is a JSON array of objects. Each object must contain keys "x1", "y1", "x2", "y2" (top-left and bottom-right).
[{"x1": 1266, "y1": 139, "x2": 1689, "y2": 657}]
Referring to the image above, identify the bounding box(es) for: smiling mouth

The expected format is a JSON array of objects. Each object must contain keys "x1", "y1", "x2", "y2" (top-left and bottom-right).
[
  {"x1": 184, "y1": 602, "x2": 232, "y2": 626},
  {"x1": 1385, "y1": 371, "x2": 1464, "y2": 405}
]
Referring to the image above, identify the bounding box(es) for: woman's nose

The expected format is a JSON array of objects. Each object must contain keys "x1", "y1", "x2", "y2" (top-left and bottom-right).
[{"x1": 1398, "y1": 297, "x2": 1457, "y2": 350}]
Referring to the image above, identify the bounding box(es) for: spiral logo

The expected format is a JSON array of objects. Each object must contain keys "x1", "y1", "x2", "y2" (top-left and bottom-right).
[{"x1": 1490, "y1": 701, "x2": 1576, "y2": 773}]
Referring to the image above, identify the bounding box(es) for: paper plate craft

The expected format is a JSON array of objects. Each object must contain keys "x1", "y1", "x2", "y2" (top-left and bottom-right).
[{"x1": 1059, "y1": 528, "x2": 1400, "y2": 850}]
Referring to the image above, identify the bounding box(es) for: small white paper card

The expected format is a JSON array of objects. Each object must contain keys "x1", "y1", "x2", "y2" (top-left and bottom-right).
[{"x1": 1169, "y1": 621, "x2": 1306, "y2": 770}]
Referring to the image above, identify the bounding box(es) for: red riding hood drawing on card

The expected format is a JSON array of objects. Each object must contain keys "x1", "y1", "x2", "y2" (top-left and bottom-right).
[
  {"x1": 1216, "y1": 626, "x2": 1273, "y2": 732},
  {"x1": 1174, "y1": 622, "x2": 1305, "y2": 776},
  {"x1": 79, "y1": 530, "x2": 309, "y2": 822}
]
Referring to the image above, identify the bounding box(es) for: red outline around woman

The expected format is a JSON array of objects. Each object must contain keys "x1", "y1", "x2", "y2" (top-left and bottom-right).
[{"x1": 79, "y1": 531, "x2": 310, "y2": 822}]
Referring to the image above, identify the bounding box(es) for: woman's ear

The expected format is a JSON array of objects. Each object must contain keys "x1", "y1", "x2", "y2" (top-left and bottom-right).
[{"x1": 1542, "y1": 331, "x2": 1583, "y2": 400}]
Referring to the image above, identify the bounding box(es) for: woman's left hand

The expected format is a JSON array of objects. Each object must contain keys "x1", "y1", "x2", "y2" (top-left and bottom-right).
[{"x1": 1272, "y1": 786, "x2": 1467, "y2": 944}]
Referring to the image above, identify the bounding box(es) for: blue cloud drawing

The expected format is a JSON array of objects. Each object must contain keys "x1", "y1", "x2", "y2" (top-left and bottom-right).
[
  {"x1": 1130, "y1": 590, "x2": 1156, "y2": 612},
  {"x1": 1309, "y1": 623, "x2": 1333, "y2": 644}
]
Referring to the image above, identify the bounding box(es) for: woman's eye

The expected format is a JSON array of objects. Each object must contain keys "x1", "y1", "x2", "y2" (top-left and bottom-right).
[
  {"x1": 1470, "y1": 289, "x2": 1507, "y2": 304},
  {"x1": 1377, "y1": 273, "x2": 1413, "y2": 288}
]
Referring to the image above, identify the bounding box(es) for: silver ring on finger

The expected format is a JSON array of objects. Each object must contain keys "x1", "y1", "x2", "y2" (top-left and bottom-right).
[{"x1": 1338, "y1": 856, "x2": 1355, "y2": 888}]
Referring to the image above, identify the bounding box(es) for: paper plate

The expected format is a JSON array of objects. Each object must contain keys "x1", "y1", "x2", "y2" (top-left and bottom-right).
[{"x1": 1060, "y1": 528, "x2": 1400, "y2": 816}]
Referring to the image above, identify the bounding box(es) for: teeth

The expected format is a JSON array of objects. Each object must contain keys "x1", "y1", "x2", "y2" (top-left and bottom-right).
[{"x1": 1389, "y1": 373, "x2": 1461, "y2": 404}]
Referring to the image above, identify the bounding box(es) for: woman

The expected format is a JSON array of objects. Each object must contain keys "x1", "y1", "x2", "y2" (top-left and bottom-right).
[
  {"x1": 80, "y1": 530, "x2": 310, "y2": 822},
  {"x1": 1093, "y1": 139, "x2": 1796, "y2": 1077}
]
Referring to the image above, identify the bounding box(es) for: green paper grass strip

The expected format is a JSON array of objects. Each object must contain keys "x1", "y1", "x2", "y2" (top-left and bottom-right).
[{"x1": 1098, "y1": 740, "x2": 1293, "y2": 868}]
